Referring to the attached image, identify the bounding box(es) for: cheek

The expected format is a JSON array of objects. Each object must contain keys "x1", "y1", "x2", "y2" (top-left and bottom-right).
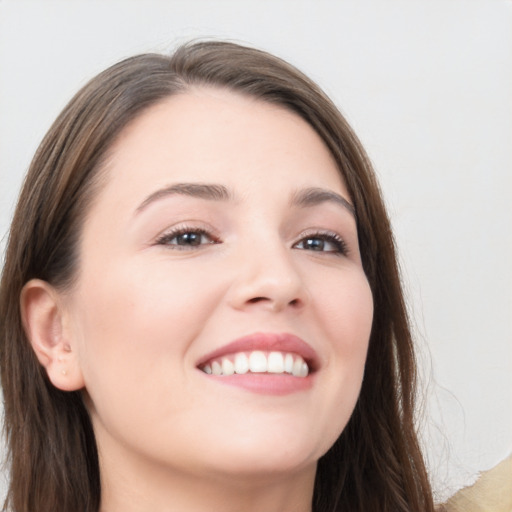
[
  {"x1": 307, "y1": 267, "x2": 373, "y2": 450},
  {"x1": 315, "y1": 267, "x2": 374, "y2": 354},
  {"x1": 329, "y1": 271, "x2": 373, "y2": 395},
  {"x1": 70, "y1": 260, "x2": 224, "y2": 392},
  {"x1": 69, "y1": 261, "x2": 229, "y2": 447}
]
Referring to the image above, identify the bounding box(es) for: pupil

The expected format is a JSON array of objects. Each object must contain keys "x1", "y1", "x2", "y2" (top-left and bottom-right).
[
  {"x1": 306, "y1": 238, "x2": 324, "y2": 251},
  {"x1": 178, "y1": 232, "x2": 201, "y2": 246}
]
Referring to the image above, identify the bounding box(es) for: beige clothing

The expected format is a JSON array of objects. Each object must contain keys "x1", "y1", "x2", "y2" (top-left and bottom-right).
[{"x1": 437, "y1": 455, "x2": 512, "y2": 512}]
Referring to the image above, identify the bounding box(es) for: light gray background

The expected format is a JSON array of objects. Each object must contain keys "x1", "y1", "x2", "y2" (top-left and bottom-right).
[{"x1": 0, "y1": 0, "x2": 510, "y2": 502}]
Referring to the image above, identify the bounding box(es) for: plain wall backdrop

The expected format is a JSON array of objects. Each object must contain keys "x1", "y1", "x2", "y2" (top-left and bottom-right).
[{"x1": 0, "y1": 0, "x2": 511, "y2": 502}]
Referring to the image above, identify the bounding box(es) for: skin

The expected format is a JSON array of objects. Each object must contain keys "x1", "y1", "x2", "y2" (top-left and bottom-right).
[{"x1": 23, "y1": 88, "x2": 374, "y2": 512}]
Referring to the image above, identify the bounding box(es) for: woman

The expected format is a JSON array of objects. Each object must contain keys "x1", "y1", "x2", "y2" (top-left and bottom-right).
[{"x1": 0, "y1": 41, "x2": 435, "y2": 511}]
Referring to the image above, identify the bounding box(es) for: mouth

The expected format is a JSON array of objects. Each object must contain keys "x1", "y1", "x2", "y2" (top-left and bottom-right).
[
  {"x1": 200, "y1": 350, "x2": 310, "y2": 378},
  {"x1": 195, "y1": 332, "x2": 318, "y2": 395}
]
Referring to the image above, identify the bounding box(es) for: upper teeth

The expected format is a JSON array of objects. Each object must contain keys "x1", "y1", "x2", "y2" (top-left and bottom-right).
[{"x1": 201, "y1": 351, "x2": 309, "y2": 378}]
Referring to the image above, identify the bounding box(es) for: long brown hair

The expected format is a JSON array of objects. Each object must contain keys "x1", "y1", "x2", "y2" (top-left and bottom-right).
[{"x1": 0, "y1": 41, "x2": 434, "y2": 512}]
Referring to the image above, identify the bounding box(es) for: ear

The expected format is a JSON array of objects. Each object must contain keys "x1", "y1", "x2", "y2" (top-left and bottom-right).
[{"x1": 21, "y1": 279, "x2": 85, "y2": 392}]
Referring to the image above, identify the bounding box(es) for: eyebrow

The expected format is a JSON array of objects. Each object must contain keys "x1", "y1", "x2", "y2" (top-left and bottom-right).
[
  {"x1": 290, "y1": 187, "x2": 355, "y2": 217},
  {"x1": 136, "y1": 183, "x2": 232, "y2": 213},
  {"x1": 135, "y1": 182, "x2": 355, "y2": 218}
]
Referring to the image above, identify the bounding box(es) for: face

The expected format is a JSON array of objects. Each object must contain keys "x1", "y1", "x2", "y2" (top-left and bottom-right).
[{"x1": 63, "y1": 88, "x2": 373, "y2": 482}]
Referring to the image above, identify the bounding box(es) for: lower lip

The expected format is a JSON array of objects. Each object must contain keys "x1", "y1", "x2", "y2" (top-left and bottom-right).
[{"x1": 200, "y1": 372, "x2": 314, "y2": 395}]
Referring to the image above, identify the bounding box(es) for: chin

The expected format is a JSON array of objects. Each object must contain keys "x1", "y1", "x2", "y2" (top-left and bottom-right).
[
  {"x1": 192, "y1": 429, "x2": 326, "y2": 480},
  {"x1": 204, "y1": 452, "x2": 318, "y2": 483}
]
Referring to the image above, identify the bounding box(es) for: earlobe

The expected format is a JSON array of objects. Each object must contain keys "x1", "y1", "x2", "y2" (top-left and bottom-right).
[{"x1": 21, "y1": 279, "x2": 85, "y2": 392}]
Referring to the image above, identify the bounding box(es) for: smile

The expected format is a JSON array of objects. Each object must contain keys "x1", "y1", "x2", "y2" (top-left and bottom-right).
[{"x1": 200, "y1": 351, "x2": 309, "y2": 377}]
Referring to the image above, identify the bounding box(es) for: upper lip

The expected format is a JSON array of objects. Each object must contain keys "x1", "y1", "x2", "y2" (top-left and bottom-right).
[{"x1": 196, "y1": 332, "x2": 320, "y2": 371}]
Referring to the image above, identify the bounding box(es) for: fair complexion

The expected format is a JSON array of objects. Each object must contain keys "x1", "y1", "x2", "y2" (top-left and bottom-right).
[{"x1": 22, "y1": 88, "x2": 373, "y2": 512}]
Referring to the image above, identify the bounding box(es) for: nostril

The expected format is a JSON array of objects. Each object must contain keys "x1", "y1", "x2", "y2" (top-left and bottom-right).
[
  {"x1": 248, "y1": 297, "x2": 267, "y2": 304},
  {"x1": 246, "y1": 296, "x2": 301, "y2": 308}
]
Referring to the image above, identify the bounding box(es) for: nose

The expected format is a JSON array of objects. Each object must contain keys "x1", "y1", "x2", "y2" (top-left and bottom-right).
[{"x1": 227, "y1": 240, "x2": 308, "y2": 313}]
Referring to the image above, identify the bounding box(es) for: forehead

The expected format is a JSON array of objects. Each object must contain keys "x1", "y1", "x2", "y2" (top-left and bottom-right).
[{"x1": 100, "y1": 88, "x2": 347, "y2": 202}]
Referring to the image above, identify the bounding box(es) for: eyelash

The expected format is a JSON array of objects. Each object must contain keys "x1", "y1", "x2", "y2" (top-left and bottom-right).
[{"x1": 155, "y1": 226, "x2": 348, "y2": 256}]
